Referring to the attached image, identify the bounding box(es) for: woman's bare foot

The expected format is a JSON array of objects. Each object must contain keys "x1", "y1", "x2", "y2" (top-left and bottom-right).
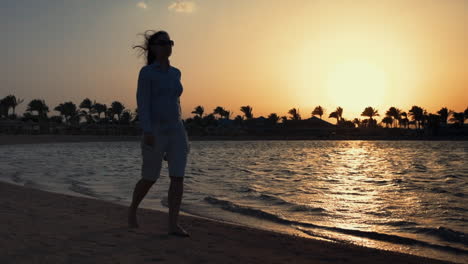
[
  {"x1": 128, "y1": 207, "x2": 139, "y2": 228},
  {"x1": 168, "y1": 224, "x2": 190, "y2": 237}
]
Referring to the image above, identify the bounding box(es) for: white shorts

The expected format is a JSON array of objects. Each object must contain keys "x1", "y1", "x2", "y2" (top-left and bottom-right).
[{"x1": 140, "y1": 120, "x2": 190, "y2": 181}]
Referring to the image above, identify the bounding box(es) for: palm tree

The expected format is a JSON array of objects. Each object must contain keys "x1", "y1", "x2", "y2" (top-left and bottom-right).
[
  {"x1": 53, "y1": 104, "x2": 66, "y2": 123},
  {"x1": 105, "y1": 107, "x2": 114, "y2": 122},
  {"x1": 400, "y1": 112, "x2": 409, "y2": 129},
  {"x1": 437, "y1": 107, "x2": 452, "y2": 125},
  {"x1": 426, "y1": 113, "x2": 441, "y2": 132},
  {"x1": 222, "y1": 110, "x2": 231, "y2": 119},
  {"x1": 280, "y1": 116, "x2": 288, "y2": 123},
  {"x1": 240, "y1": 105, "x2": 253, "y2": 119},
  {"x1": 0, "y1": 98, "x2": 8, "y2": 118},
  {"x1": 79, "y1": 98, "x2": 93, "y2": 112},
  {"x1": 288, "y1": 108, "x2": 301, "y2": 120},
  {"x1": 336, "y1": 107, "x2": 343, "y2": 122},
  {"x1": 3, "y1": 95, "x2": 24, "y2": 116},
  {"x1": 422, "y1": 109, "x2": 430, "y2": 128},
  {"x1": 329, "y1": 111, "x2": 340, "y2": 124},
  {"x1": 26, "y1": 99, "x2": 49, "y2": 118},
  {"x1": 352, "y1": 118, "x2": 361, "y2": 128},
  {"x1": 120, "y1": 110, "x2": 133, "y2": 125},
  {"x1": 381, "y1": 116, "x2": 393, "y2": 128},
  {"x1": 79, "y1": 98, "x2": 94, "y2": 123},
  {"x1": 1, "y1": 96, "x2": 11, "y2": 117},
  {"x1": 111, "y1": 101, "x2": 125, "y2": 121},
  {"x1": 361, "y1": 107, "x2": 380, "y2": 128},
  {"x1": 54, "y1": 101, "x2": 79, "y2": 126},
  {"x1": 267, "y1": 113, "x2": 280, "y2": 125},
  {"x1": 450, "y1": 112, "x2": 465, "y2": 127},
  {"x1": 312, "y1": 106, "x2": 324, "y2": 119},
  {"x1": 408, "y1": 105, "x2": 424, "y2": 129},
  {"x1": 464, "y1": 107, "x2": 468, "y2": 121},
  {"x1": 213, "y1": 106, "x2": 226, "y2": 120},
  {"x1": 93, "y1": 103, "x2": 107, "y2": 119},
  {"x1": 386, "y1": 107, "x2": 401, "y2": 128},
  {"x1": 191, "y1": 105, "x2": 204, "y2": 118}
]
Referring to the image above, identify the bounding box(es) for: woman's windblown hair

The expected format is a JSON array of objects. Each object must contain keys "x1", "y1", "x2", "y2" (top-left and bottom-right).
[{"x1": 132, "y1": 30, "x2": 169, "y2": 65}]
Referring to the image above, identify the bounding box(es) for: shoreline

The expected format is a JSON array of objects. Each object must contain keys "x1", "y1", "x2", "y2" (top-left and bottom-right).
[
  {"x1": 0, "y1": 134, "x2": 467, "y2": 146},
  {"x1": 0, "y1": 134, "x2": 460, "y2": 263},
  {"x1": 0, "y1": 180, "x2": 454, "y2": 264}
]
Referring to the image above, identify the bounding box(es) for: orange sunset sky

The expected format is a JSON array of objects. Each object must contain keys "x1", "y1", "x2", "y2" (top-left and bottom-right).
[{"x1": 2, "y1": 0, "x2": 467, "y2": 123}]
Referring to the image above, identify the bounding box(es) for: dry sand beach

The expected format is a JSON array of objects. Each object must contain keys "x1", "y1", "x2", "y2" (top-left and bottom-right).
[{"x1": 0, "y1": 135, "x2": 456, "y2": 264}]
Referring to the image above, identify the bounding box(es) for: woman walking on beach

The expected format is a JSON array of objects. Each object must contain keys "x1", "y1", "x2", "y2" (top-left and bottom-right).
[{"x1": 128, "y1": 30, "x2": 190, "y2": 237}]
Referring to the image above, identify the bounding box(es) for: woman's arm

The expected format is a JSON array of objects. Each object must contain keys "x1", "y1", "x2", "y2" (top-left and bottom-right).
[{"x1": 136, "y1": 67, "x2": 153, "y2": 134}]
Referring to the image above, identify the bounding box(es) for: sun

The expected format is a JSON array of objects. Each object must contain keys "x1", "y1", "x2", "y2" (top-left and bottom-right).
[{"x1": 325, "y1": 61, "x2": 389, "y2": 113}]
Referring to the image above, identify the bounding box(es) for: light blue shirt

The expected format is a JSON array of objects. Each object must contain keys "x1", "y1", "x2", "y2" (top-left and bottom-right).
[{"x1": 136, "y1": 61, "x2": 184, "y2": 134}]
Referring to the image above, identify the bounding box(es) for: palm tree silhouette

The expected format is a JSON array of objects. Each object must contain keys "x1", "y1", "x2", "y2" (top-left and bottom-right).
[
  {"x1": 280, "y1": 116, "x2": 288, "y2": 123},
  {"x1": 400, "y1": 112, "x2": 409, "y2": 129},
  {"x1": 3, "y1": 95, "x2": 24, "y2": 116},
  {"x1": 27, "y1": 99, "x2": 49, "y2": 118},
  {"x1": 79, "y1": 98, "x2": 94, "y2": 123},
  {"x1": 240, "y1": 105, "x2": 253, "y2": 120},
  {"x1": 223, "y1": 110, "x2": 231, "y2": 119},
  {"x1": 361, "y1": 107, "x2": 379, "y2": 128},
  {"x1": 386, "y1": 107, "x2": 401, "y2": 128},
  {"x1": 450, "y1": 112, "x2": 465, "y2": 127},
  {"x1": 54, "y1": 101, "x2": 80, "y2": 126},
  {"x1": 288, "y1": 108, "x2": 301, "y2": 120},
  {"x1": 120, "y1": 110, "x2": 133, "y2": 124},
  {"x1": 267, "y1": 113, "x2": 280, "y2": 125},
  {"x1": 105, "y1": 107, "x2": 114, "y2": 122},
  {"x1": 110, "y1": 101, "x2": 125, "y2": 122},
  {"x1": 191, "y1": 105, "x2": 204, "y2": 118},
  {"x1": 329, "y1": 111, "x2": 340, "y2": 124},
  {"x1": 93, "y1": 103, "x2": 107, "y2": 120},
  {"x1": 0, "y1": 98, "x2": 8, "y2": 118},
  {"x1": 409, "y1": 105, "x2": 424, "y2": 129},
  {"x1": 437, "y1": 107, "x2": 452, "y2": 125},
  {"x1": 213, "y1": 106, "x2": 227, "y2": 120},
  {"x1": 312, "y1": 106, "x2": 325, "y2": 119},
  {"x1": 336, "y1": 107, "x2": 343, "y2": 122},
  {"x1": 381, "y1": 116, "x2": 393, "y2": 128},
  {"x1": 352, "y1": 118, "x2": 361, "y2": 128}
]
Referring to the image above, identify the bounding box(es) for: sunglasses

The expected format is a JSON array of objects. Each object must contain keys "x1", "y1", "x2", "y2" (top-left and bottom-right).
[{"x1": 151, "y1": 40, "x2": 174, "y2": 47}]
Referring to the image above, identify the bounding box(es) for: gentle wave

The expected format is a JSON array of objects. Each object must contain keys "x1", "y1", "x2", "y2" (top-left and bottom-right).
[
  {"x1": 402, "y1": 226, "x2": 468, "y2": 246},
  {"x1": 247, "y1": 193, "x2": 327, "y2": 213},
  {"x1": 297, "y1": 226, "x2": 468, "y2": 255},
  {"x1": 204, "y1": 196, "x2": 468, "y2": 255},
  {"x1": 204, "y1": 196, "x2": 291, "y2": 224}
]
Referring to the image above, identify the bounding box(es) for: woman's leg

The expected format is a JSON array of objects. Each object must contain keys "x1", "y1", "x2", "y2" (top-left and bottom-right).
[
  {"x1": 166, "y1": 125, "x2": 190, "y2": 236},
  {"x1": 128, "y1": 134, "x2": 164, "y2": 228},
  {"x1": 168, "y1": 176, "x2": 185, "y2": 231},
  {"x1": 128, "y1": 178, "x2": 156, "y2": 228}
]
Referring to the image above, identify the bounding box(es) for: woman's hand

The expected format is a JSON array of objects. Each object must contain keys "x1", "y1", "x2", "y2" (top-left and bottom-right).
[{"x1": 143, "y1": 133, "x2": 155, "y2": 147}]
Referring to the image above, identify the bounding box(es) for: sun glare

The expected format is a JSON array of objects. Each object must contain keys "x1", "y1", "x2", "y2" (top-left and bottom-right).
[{"x1": 325, "y1": 61, "x2": 389, "y2": 113}]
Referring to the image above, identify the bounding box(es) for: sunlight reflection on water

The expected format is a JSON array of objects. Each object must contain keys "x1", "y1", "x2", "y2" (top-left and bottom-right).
[{"x1": 0, "y1": 140, "x2": 466, "y2": 263}]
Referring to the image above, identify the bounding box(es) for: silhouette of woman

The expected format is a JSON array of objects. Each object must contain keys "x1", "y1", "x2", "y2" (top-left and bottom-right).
[{"x1": 129, "y1": 30, "x2": 190, "y2": 237}]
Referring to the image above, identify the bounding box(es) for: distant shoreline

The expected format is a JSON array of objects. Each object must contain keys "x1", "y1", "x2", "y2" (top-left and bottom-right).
[{"x1": 0, "y1": 134, "x2": 467, "y2": 146}]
